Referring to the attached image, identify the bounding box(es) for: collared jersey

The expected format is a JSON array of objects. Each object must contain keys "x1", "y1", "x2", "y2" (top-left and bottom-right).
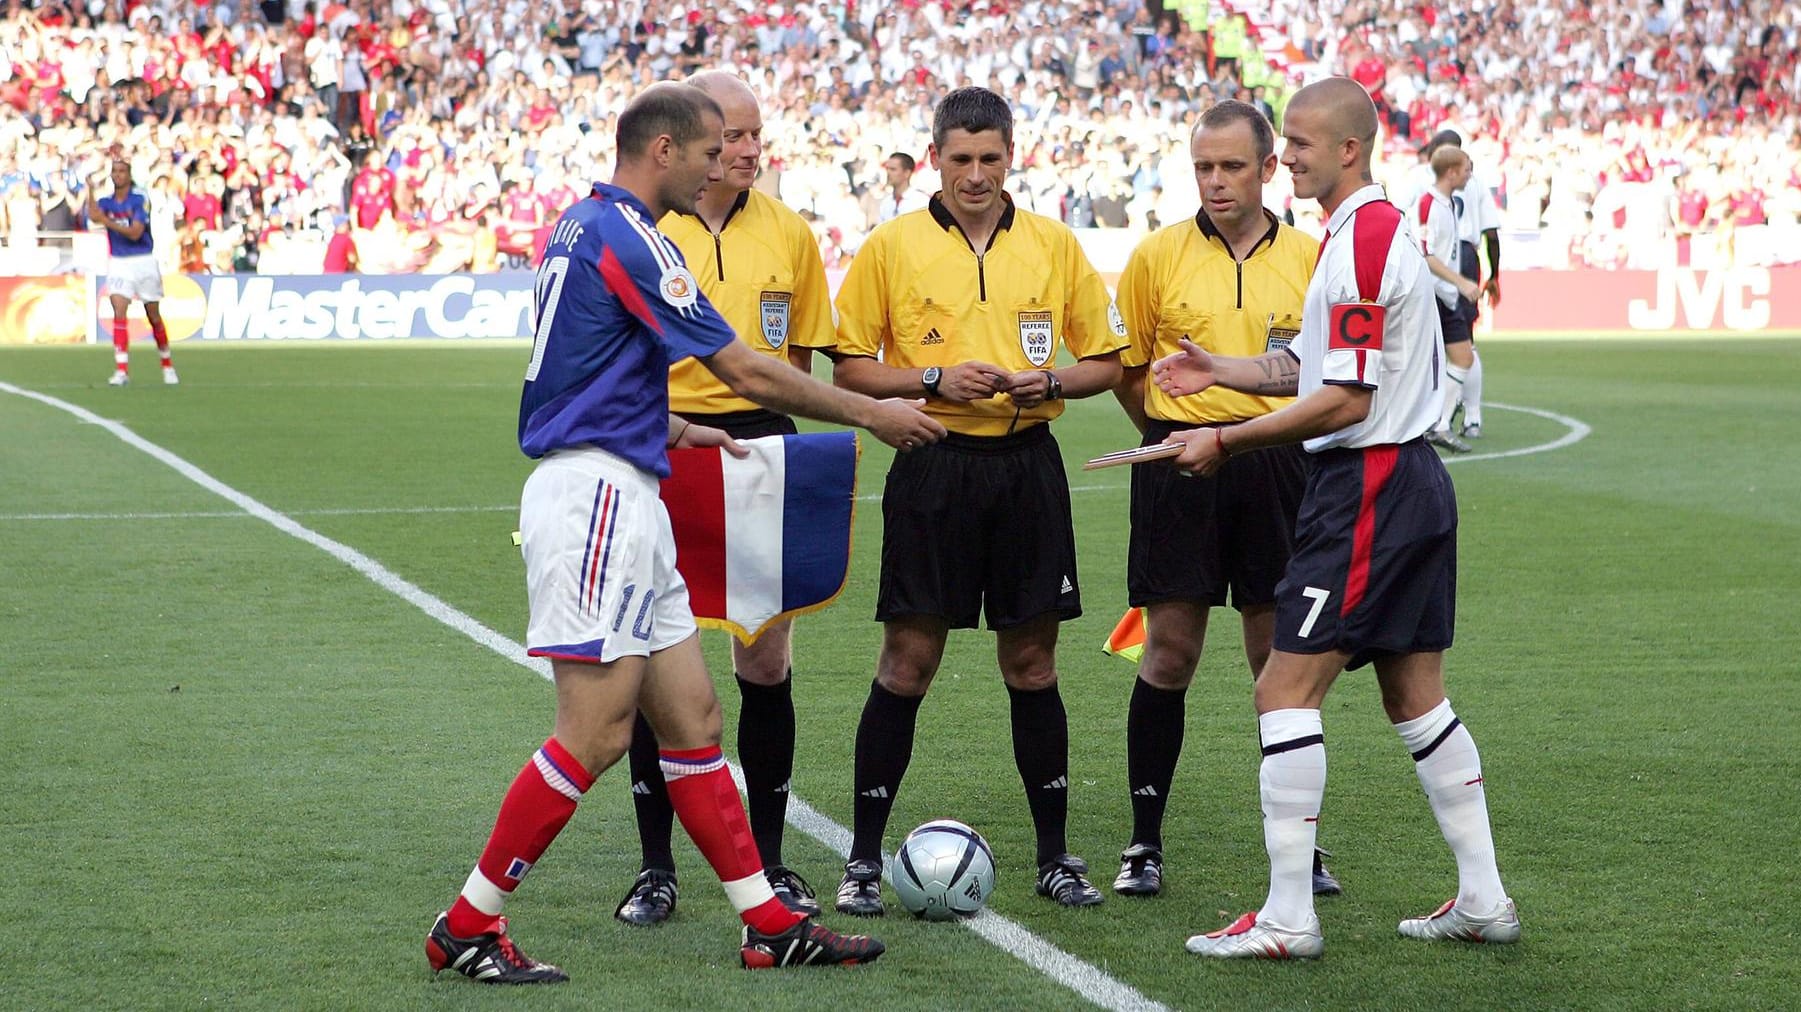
[
  {"x1": 1413, "y1": 188, "x2": 1460, "y2": 309},
  {"x1": 519, "y1": 182, "x2": 737, "y2": 477},
  {"x1": 660, "y1": 188, "x2": 835, "y2": 414},
  {"x1": 833, "y1": 195, "x2": 1127, "y2": 436},
  {"x1": 96, "y1": 188, "x2": 154, "y2": 257},
  {"x1": 1116, "y1": 209, "x2": 1317, "y2": 424},
  {"x1": 1298, "y1": 185, "x2": 1443, "y2": 452}
]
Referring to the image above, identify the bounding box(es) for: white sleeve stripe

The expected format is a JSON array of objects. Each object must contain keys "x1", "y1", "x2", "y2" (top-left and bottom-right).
[{"x1": 619, "y1": 205, "x2": 678, "y2": 271}]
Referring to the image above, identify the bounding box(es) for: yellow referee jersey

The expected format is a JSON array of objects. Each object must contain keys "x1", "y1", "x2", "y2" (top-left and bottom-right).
[
  {"x1": 660, "y1": 189, "x2": 835, "y2": 415},
  {"x1": 834, "y1": 195, "x2": 1127, "y2": 436},
  {"x1": 1116, "y1": 209, "x2": 1318, "y2": 425}
]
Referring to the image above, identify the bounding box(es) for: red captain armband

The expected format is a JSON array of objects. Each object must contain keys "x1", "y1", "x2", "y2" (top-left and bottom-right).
[{"x1": 1328, "y1": 302, "x2": 1386, "y2": 352}]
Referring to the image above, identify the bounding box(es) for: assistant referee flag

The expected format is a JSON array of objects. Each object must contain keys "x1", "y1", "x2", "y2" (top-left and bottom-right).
[{"x1": 661, "y1": 431, "x2": 860, "y2": 644}]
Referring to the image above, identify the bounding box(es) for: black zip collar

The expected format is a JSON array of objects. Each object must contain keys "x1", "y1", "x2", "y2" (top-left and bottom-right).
[
  {"x1": 1193, "y1": 206, "x2": 1281, "y2": 262},
  {"x1": 928, "y1": 192, "x2": 1016, "y2": 247}
]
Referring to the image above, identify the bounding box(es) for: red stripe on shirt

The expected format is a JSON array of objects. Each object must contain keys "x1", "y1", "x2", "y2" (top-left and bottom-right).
[
  {"x1": 1416, "y1": 194, "x2": 1434, "y2": 253},
  {"x1": 1342, "y1": 444, "x2": 1399, "y2": 616},
  {"x1": 1352, "y1": 200, "x2": 1402, "y2": 302},
  {"x1": 598, "y1": 245, "x2": 664, "y2": 335}
]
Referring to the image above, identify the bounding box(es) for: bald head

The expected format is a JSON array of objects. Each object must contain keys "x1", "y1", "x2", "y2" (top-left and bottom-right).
[
  {"x1": 1287, "y1": 77, "x2": 1379, "y2": 149},
  {"x1": 686, "y1": 70, "x2": 756, "y2": 106}
]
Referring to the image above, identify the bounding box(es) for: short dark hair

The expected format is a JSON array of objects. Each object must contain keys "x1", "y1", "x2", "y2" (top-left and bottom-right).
[
  {"x1": 1420, "y1": 128, "x2": 1463, "y2": 157},
  {"x1": 615, "y1": 83, "x2": 722, "y2": 161},
  {"x1": 932, "y1": 86, "x2": 1013, "y2": 149},
  {"x1": 887, "y1": 152, "x2": 916, "y2": 172},
  {"x1": 1197, "y1": 99, "x2": 1275, "y2": 162}
]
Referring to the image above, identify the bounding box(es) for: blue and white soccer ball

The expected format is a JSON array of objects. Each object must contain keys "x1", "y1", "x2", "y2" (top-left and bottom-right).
[{"x1": 891, "y1": 819, "x2": 996, "y2": 921}]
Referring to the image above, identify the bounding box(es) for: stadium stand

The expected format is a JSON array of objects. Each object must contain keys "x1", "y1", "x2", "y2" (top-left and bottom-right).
[{"x1": 1, "y1": 0, "x2": 1797, "y2": 275}]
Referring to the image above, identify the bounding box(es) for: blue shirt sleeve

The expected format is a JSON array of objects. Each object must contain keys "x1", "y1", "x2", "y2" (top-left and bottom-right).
[{"x1": 596, "y1": 202, "x2": 738, "y2": 364}]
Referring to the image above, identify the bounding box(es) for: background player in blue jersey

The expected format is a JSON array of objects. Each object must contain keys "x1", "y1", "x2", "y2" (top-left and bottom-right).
[
  {"x1": 426, "y1": 82, "x2": 943, "y2": 985},
  {"x1": 89, "y1": 159, "x2": 177, "y2": 387}
]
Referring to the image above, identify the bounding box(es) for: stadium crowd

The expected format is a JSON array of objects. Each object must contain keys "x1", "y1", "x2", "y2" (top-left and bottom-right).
[{"x1": 1, "y1": 0, "x2": 1798, "y2": 274}]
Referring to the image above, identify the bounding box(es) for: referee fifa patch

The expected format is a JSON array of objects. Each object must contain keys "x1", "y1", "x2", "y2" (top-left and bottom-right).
[
  {"x1": 1328, "y1": 302, "x2": 1386, "y2": 351},
  {"x1": 1018, "y1": 309, "x2": 1054, "y2": 366},
  {"x1": 759, "y1": 291, "x2": 791, "y2": 348}
]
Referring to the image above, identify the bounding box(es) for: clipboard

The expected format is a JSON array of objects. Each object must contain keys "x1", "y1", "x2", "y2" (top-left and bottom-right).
[{"x1": 1082, "y1": 443, "x2": 1185, "y2": 471}]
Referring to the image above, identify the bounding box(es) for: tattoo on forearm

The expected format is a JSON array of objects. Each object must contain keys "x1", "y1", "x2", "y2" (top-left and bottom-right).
[{"x1": 1253, "y1": 354, "x2": 1299, "y2": 394}]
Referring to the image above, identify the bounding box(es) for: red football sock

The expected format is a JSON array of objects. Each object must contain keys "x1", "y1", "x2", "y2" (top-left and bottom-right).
[
  {"x1": 447, "y1": 738, "x2": 594, "y2": 938},
  {"x1": 111, "y1": 319, "x2": 129, "y2": 374},
  {"x1": 150, "y1": 318, "x2": 171, "y2": 367},
  {"x1": 661, "y1": 746, "x2": 800, "y2": 935}
]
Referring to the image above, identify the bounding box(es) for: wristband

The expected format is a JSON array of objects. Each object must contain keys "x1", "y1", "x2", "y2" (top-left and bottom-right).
[
  {"x1": 1213, "y1": 426, "x2": 1231, "y2": 458},
  {"x1": 669, "y1": 419, "x2": 691, "y2": 447}
]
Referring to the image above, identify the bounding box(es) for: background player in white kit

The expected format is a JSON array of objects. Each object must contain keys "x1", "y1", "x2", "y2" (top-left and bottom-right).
[{"x1": 1152, "y1": 77, "x2": 1519, "y2": 960}]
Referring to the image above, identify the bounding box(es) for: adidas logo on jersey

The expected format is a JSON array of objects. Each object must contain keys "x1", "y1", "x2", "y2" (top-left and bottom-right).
[
  {"x1": 1133, "y1": 785, "x2": 1159, "y2": 797},
  {"x1": 860, "y1": 786, "x2": 890, "y2": 799},
  {"x1": 1060, "y1": 576, "x2": 1074, "y2": 595},
  {"x1": 922, "y1": 328, "x2": 945, "y2": 345},
  {"x1": 1042, "y1": 776, "x2": 1069, "y2": 790}
]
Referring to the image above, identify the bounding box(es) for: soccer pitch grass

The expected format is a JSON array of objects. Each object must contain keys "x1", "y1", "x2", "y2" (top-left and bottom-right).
[{"x1": 2, "y1": 339, "x2": 1797, "y2": 1010}]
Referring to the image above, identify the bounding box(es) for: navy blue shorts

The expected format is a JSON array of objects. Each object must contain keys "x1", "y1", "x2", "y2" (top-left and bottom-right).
[
  {"x1": 1274, "y1": 439, "x2": 1456, "y2": 669},
  {"x1": 1438, "y1": 303, "x2": 1473, "y2": 346},
  {"x1": 1455, "y1": 240, "x2": 1481, "y2": 326},
  {"x1": 1128, "y1": 419, "x2": 1305, "y2": 610}
]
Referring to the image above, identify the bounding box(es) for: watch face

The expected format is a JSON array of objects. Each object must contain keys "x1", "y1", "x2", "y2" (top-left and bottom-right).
[{"x1": 923, "y1": 367, "x2": 941, "y2": 384}]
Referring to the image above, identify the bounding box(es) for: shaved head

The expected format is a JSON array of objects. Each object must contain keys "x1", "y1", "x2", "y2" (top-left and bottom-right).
[
  {"x1": 1286, "y1": 77, "x2": 1379, "y2": 149},
  {"x1": 685, "y1": 71, "x2": 764, "y2": 197},
  {"x1": 1279, "y1": 77, "x2": 1382, "y2": 212}
]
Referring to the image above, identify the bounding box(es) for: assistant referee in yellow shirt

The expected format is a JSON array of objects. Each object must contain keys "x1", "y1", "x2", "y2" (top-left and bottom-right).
[
  {"x1": 612, "y1": 72, "x2": 837, "y2": 928},
  {"x1": 1110, "y1": 100, "x2": 1341, "y2": 899},
  {"x1": 827, "y1": 86, "x2": 1125, "y2": 916}
]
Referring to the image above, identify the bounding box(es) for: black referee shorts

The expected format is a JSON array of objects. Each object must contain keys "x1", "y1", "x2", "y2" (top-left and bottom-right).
[
  {"x1": 1128, "y1": 419, "x2": 1305, "y2": 610},
  {"x1": 876, "y1": 424, "x2": 1081, "y2": 630},
  {"x1": 675, "y1": 407, "x2": 798, "y2": 441},
  {"x1": 1274, "y1": 439, "x2": 1456, "y2": 670}
]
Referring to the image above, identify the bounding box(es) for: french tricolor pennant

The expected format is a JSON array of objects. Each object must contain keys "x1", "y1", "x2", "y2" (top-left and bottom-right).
[{"x1": 660, "y1": 431, "x2": 860, "y2": 644}]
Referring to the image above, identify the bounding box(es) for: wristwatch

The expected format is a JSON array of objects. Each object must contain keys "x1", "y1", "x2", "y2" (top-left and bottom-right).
[{"x1": 922, "y1": 366, "x2": 943, "y2": 398}]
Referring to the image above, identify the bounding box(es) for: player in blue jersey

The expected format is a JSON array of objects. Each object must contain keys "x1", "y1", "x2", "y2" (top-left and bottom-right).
[
  {"x1": 89, "y1": 159, "x2": 177, "y2": 387},
  {"x1": 426, "y1": 82, "x2": 943, "y2": 985}
]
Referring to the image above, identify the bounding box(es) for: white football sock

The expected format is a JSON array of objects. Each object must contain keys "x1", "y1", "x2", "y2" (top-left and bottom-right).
[
  {"x1": 1394, "y1": 699, "x2": 1507, "y2": 912},
  {"x1": 1257, "y1": 708, "x2": 1324, "y2": 928},
  {"x1": 1462, "y1": 350, "x2": 1483, "y2": 427},
  {"x1": 1438, "y1": 364, "x2": 1468, "y2": 431}
]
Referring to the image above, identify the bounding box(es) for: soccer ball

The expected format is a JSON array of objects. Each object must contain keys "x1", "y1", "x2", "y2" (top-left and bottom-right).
[{"x1": 891, "y1": 819, "x2": 996, "y2": 921}]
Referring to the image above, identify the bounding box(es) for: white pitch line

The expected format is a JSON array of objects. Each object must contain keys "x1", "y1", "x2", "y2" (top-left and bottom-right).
[
  {"x1": 0, "y1": 380, "x2": 1168, "y2": 1012},
  {"x1": 1441, "y1": 401, "x2": 1592, "y2": 463},
  {"x1": 0, "y1": 504, "x2": 517, "y2": 521}
]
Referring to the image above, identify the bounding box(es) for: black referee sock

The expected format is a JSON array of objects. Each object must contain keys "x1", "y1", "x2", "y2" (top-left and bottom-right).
[
  {"x1": 625, "y1": 711, "x2": 677, "y2": 873},
  {"x1": 1008, "y1": 682, "x2": 1072, "y2": 867},
  {"x1": 849, "y1": 679, "x2": 925, "y2": 864},
  {"x1": 1126, "y1": 677, "x2": 1187, "y2": 852},
  {"x1": 736, "y1": 671, "x2": 796, "y2": 867}
]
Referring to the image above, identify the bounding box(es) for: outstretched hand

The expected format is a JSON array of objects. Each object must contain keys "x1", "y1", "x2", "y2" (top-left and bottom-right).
[
  {"x1": 867, "y1": 397, "x2": 947, "y2": 452},
  {"x1": 1150, "y1": 338, "x2": 1217, "y2": 397}
]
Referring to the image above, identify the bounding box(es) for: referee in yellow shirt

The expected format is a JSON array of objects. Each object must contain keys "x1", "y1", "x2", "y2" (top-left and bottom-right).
[
  {"x1": 828, "y1": 86, "x2": 1126, "y2": 915},
  {"x1": 1110, "y1": 100, "x2": 1341, "y2": 899},
  {"x1": 612, "y1": 72, "x2": 836, "y2": 927}
]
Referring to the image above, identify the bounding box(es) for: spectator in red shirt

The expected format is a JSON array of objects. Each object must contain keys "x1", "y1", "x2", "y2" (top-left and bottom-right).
[
  {"x1": 183, "y1": 174, "x2": 224, "y2": 230},
  {"x1": 322, "y1": 214, "x2": 359, "y2": 272},
  {"x1": 349, "y1": 150, "x2": 395, "y2": 229}
]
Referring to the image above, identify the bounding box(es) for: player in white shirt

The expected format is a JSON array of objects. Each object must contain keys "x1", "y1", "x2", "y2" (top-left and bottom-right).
[
  {"x1": 1151, "y1": 77, "x2": 1519, "y2": 961},
  {"x1": 1414, "y1": 146, "x2": 1483, "y2": 452},
  {"x1": 1407, "y1": 129, "x2": 1499, "y2": 438}
]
